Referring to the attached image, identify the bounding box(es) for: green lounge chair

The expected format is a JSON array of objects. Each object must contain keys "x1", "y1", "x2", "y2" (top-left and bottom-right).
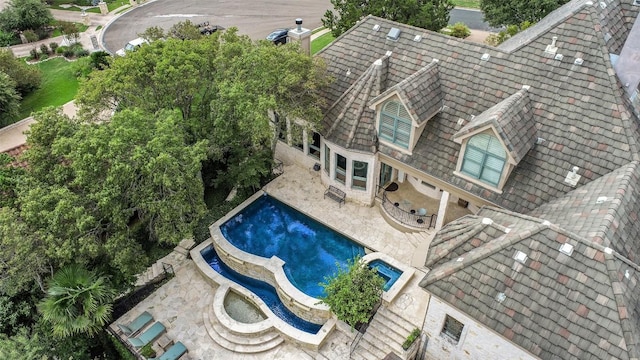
[
  {"x1": 151, "y1": 341, "x2": 187, "y2": 360},
  {"x1": 117, "y1": 311, "x2": 153, "y2": 336},
  {"x1": 127, "y1": 321, "x2": 166, "y2": 348}
]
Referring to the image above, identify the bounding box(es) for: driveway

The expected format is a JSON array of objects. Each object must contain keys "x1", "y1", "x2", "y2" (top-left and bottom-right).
[{"x1": 103, "y1": 0, "x2": 332, "y2": 54}]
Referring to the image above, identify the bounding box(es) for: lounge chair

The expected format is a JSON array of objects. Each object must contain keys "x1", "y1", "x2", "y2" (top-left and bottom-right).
[
  {"x1": 117, "y1": 311, "x2": 154, "y2": 336},
  {"x1": 127, "y1": 321, "x2": 166, "y2": 348},
  {"x1": 150, "y1": 341, "x2": 187, "y2": 360}
]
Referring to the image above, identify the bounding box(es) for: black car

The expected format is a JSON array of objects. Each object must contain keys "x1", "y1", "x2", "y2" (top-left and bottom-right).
[{"x1": 266, "y1": 28, "x2": 289, "y2": 45}]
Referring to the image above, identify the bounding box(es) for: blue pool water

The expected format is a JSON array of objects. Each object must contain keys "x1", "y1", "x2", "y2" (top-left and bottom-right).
[
  {"x1": 368, "y1": 260, "x2": 403, "y2": 291},
  {"x1": 201, "y1": 245, "x2": 322, "y2": 334},
  {"x1": 220, "y1": 195, "x2": 365, "y2": 298}
]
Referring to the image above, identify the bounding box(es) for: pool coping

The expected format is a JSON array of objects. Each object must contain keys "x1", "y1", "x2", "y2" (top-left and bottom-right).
[
  {"x1": 192, "y1": 240, "x2": 336, "y2": 350},
  {"x1": 361, "y1": 253, "x2": 415, "y2": 305}
]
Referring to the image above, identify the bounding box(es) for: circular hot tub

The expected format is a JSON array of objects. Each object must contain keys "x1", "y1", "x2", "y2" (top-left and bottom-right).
[{"x1": 223, "y1": 290, "x2": 266, "y2": 324}]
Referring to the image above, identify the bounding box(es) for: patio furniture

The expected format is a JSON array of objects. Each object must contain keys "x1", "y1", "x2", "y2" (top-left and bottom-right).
[
  {"x1": 116, "y1": 311, "x2": 153, "y2": 336},
  {"x1": 324, "y1": 185, "x2": 346, "y2": 207},
  {"x1": 417, "y1": 208, "x2": 427, "y2": 216},
  {"x1": 127, "y1": 321, "x2": 166, "y2": 348},
  {"x1": 150, "y1": 341, "x2": 187, "y2": 360}
]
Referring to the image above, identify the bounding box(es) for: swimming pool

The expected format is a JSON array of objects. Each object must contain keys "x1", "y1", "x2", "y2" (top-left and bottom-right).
[
  {"x1": 201, "y1": 245, "x2": 322, "y2": 334},
  {"x1": 220, "y1": 194, "x2": 365, "y2": 298}
]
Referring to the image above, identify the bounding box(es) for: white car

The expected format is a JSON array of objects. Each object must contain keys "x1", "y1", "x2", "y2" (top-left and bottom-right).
[{"x1": 115, "y1": 37, "x2": 149, "y2": 57}]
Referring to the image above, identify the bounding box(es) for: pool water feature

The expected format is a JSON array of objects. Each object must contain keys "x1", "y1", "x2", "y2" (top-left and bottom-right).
[
  {"x1": 201, "y1": 245, "x2": 322, "y2": 334},
  {"x1": 220, "y1": 195, "x2": 365, "y2": 298},
  {"x1": 368, "y1": 259, "x2": 403, "y2": 291},
  {"x1": 223, "y1": 290, "x2": 266, "y2": 324}
]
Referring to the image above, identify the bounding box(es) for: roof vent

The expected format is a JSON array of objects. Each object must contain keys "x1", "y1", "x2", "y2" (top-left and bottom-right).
[
  {"x1": 625, "y1": 269, "x2": 631, "y2": 279},
  {"x1": 604, "y1": 247, "x2": 613, "y2": 255},
  {"x1": 481, "y1": 53, "x2": 490, "y2": 61},
  {"x1": 542, "y1": 220, "x2": 551, "y2": 226},
  {"x1": 457, "y1": 118, "x2": 465, "y2": 126},
  {"x1": 536, "y1": 137, "x2": 546, "y2": 144},
  {"x1": 373, "y1": 24, "x2": 380, "y2": 32},
  {"x1": 385, "y1": 50, "x2": 393, "y2": 57},
  {"x1": 456, "y1": 257, "x2": 464, "y2": 262},
  {"x1": 596, "y1": 196, "x2": 608, "y2": 204},
  {"x1": 386, "y1": 27, "x2": 401, "y2": 41},
  {"x1": 559, "y1": 243, "x2": 574, "y2": 256},
  {"x1": 545, "y1": 36, "x2": 558, "y2": 55},
  {"x1": 482, "y1": 218, "x2": 493, "y2": 225},
  {"x1": 554, "y1": 53, "x2": 564, "y2": 61},
  {"x1": 504, "y1": 228, "x2": 511, "y2": 234},
  {"x1": 574, "y1": 58, "x2": 584, "y2": 65},
  {"x1": 495, "y1": 292, "x2": 506, "y2": 303},
  {"x1": 513, "y1": 250, "x2": 528, "y2": 263},
  {"x1": 599, "y1": 1, "x2": 607, "y2": 8},
  {"x1": 346, "y1": 69, "x2": 351, "y2": 77},
  {"x1": 564, "y1": 166, "x2": 581, "y2": 187},
  {"x1": 413, "y1": 34, "x2": 422, "y2": 42}
]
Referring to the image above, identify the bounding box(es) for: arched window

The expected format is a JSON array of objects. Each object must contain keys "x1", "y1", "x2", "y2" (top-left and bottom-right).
[
  {"x1": 461, "y1": 134, "x2": 506, "y2": 187},
  {"x1": 379, "y1": 100, "x2": 412, "y2": 149}
]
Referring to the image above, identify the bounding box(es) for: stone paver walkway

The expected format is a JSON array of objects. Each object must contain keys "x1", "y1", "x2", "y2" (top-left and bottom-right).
[{"x1": 113, "y1": 163, "x2": 432, "y2": 360}]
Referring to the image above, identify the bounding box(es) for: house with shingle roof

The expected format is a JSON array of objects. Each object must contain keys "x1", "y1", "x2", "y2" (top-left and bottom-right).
[{"x1": 275, "y1": 0, "x2": 640, "y2": 357}]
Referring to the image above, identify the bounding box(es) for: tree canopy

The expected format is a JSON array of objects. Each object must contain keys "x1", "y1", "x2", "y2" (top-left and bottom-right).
[
  {"x1": 0, "y1": 0, "x2": 53, "y2": 33},
  {"x1": 480, "y1": 0, "x2": 570, "y2": 27},
  {"x1": 322, "y1": 0, "x2": 454, "y2": 37},
  {"x1": 0, "y1": 48, "x2": 41, "y2": 95},
  {"x1": 0, "y1": 73, "x2": 20, "y2": 126}
]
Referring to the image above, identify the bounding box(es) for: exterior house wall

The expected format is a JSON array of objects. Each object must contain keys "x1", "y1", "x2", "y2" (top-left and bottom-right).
[
  {"x1": 423, "y1": 296, "x2": 535, "y2": 360},
  {"x1": 321, "y1": 141, "x2": 376, "y2": 206},
  {"x1": 275, "y1": 139, "x2": 318, "y2": 170},
  {"x1": 407, "y1": 175, "x2": 443, "y2": 199}
]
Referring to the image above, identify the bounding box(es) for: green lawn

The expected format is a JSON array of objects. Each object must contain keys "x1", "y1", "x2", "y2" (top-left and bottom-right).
[
  {"x1": 452, "y1": 0, "x2": 480, "y2": 8},
  {"x1": 17, "y1": 58, "x2": 79, "y2": 120},
  {"x1": 311, "y1": 32, "x2": 335, "y2": 55},
  {"x1": 47, "y1": 0, "x2": 129, "y2": 13}
]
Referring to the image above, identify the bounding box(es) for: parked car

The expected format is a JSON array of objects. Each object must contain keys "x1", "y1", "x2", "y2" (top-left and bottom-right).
[
  {"x1": 266, "y1": 28, "x2": 289, "y2": 45},
  {"x1": 197, "y1": 21, "x2": 225, "y2": 35},
  {"x1": 115, "y1": 37, "x2": 149, "y2": 57}
]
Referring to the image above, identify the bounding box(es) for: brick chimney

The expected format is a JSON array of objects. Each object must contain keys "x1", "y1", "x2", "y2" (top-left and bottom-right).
[{"x1": 287, "y1": 18, "x2": 311, "y2": 56}]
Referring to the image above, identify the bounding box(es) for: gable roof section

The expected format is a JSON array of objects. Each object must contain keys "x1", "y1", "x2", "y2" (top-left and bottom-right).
[
  {"x1": 453, "y1": 87, "x2": 536, "y2": 164},
  {"x1": 322, "y1": 56, "x2": 389, "y2": 152},
  {"x1": 420, "y1": 207, "x2": 640, "y2": 360},
  {"x1": 528, "y1": 161, "x2": 640, "y2": 263},
  {"x1": 368, "y1": 60, "x2": 443, "y2": 125}
]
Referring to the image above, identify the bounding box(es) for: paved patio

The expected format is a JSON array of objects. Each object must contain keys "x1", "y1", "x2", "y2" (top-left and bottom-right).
[{"x1": 112, "y1": 163, "x2": 433, "y2": 359}]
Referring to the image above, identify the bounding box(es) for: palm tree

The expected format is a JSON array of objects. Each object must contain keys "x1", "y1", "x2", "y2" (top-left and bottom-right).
[{"x1": 38, "y1": 264, "x2": 115, "y2": 337}]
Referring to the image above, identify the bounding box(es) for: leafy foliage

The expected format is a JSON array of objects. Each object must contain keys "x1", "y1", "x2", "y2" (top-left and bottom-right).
[
  {"x1": 0, "y1": 72, "x2": 20, "y2": 126},
  {"x1": 485, "y1": 21, "x2": 533, "y2": 46},
  {"x1": 38, "y1": 265, "x2": 115, "y2": 337},
  {"x1": 167, "y1": 20, "x2": 202, "y2": 40},
  {"x1": 480, "y1": 0, "x2": 569, "y2": 27},
  {"x1": 402, "y1": 328, "x2": 421, "y2": 350},
  {"x1": 0, "y1": 0, "x2": 54, "y2": 33},
  {"x1": 319, "y1": 257, "x2": 384, "y2": 329},
  {"x1": 443, "y1": 22, "x2": 471, "y2": 39},
  {"x1": 0, "y1": 48, "x2": 42, "y2": 95},
  {"x1": 322, "y1": 0, "x2": 454, "y2": 37},
  {"x1": 0, "y1": 329, "x2": 48, "y2": 360}
]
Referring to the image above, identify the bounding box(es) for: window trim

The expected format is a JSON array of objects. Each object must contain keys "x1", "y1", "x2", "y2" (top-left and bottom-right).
[
  {"x1": 351, "y1": 160, "x2": 368, "y2": 190},
  {"x1": 456, "y1": 132, "x2": 508, "y2": 191},
  {"x1": 324, "y1": 145, "x2": 330, "y2": 175},
  {"x1": 308, "y1": 132, "x2": 321, "y2": 160},
  {"x1": 378, "y1": 100, "x2": 413, "y2": 150},
  {"x1": 335, "y1": 153, "x2": 346, "y2": 184}
]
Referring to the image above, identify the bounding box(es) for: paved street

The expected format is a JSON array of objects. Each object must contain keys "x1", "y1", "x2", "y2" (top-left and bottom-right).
[{"x1": 103, "y1": 0, "x2": 332, "y2": 54}]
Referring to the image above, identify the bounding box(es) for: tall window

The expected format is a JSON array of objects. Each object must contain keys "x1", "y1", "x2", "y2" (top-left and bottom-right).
[
  {"x1": 291, "y1": 123, "x2": 304, "y2": 151},
  {"x1": 276, "y1": 112, "x2": 287, "y2": 141},
  {"x1": 324, "y1": 145, "x2": 330, "y2": 174},
  {"x1": 461, "y1": 133, "x2": 506, "y2": 187},
  {"x1": 309, "y1": 132, "x2": 321, "y2": 160},
  {"x1": 441, "y1": 315, "x2": 464, "y2": 343},
  {"x1": 335, "y1": 154, "x2": 346, "y2": 184},
  {"x1": 352, "y1": 161, "x2": 368, "y2": 190},
  {"x1": 379, "y1": 100, "x2": 412, "y2": 149}
]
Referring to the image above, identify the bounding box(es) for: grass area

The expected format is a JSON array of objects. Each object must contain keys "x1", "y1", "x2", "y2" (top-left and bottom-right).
[
  {"x1": 47, "y1": 0, "x2": 129, "y2": 12},
  {"x1": 452, "y1": 0, "x2": 480, "y2": 8},
  {"x1": 311, "y1": 32, "x2": 335, "y2": 55},
  {"x1": 50, "y1": 23, "x2": 89, "y2": 37},
  {"x1": 16, "y1": 58, "x2": 79, "y2": 120}
]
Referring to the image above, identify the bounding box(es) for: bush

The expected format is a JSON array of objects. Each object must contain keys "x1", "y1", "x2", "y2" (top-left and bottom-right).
[
  {"x1": 74, "y1": 48, "x2": 89, "y2": 58},
  {"x1": 29, "y1": 48, "x2": 39, "y2": 60},
  {"x1": 39, "y1": 53, "x2": 48, "y2": 61},
  {"x1": 0, "y1": 30, "x2": 17, "y2": 47},
  {"x1": 55, "y1": 45, "x2": 68, "y2": 54},
  {"x1": 63, "y1": 48, "x2": 74, "y2": 58},
  {"x1": 140, "y1": 344, "x2": 156, "y2": 358},
  {"x1": 402, "y1": 328, "x2": 421, "y2": 350},
  {"x1": 49, "y1": 42, "x2": 58, "y2": 53},
  {"x1": 39, "y1": 44, "x2": 49, "y2": 55},
  {"x1": 444, "y1": 22, "x2": 471, "y2": 39},
  {"x1": 22, "y1": 29, "x2": 38, "y2": 43}
]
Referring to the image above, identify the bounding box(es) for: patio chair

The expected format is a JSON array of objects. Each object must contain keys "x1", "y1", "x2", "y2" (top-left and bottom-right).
[
  {"x1": 151, "y1": 341, "x2": 187, "y2": 360},
  {"x1": 127, "y1": 321, "x2": 166, "y2": 348},
  {"x1": 116, "y1": 311, "x2": 153, "y2": 336}
]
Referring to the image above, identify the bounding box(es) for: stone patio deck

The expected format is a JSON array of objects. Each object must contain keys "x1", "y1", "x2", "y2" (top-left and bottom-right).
[{"x1": 111, "y1": 163, "x2": 433, "y2": 360}]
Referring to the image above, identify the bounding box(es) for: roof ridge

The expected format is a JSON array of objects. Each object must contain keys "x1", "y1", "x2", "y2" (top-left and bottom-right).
[
  {"x1": 425, "y1": 220, "x2": 488, "y2": 268},
  {"x1": 368, "y1": 59, "x2": 439, "y2": 108},
  {"x1": 345, "y1": 65, "x2": 380, "y2": 148}
]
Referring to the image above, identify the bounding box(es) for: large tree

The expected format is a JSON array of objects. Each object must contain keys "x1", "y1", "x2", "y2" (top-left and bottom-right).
[
  {"x1": 0, "y1": 48, "x2": 41, "y2": 95},
  {"x1": 0, "y1": 72, "x2": 20, "y2": 127},
  {"x1": 480, "y1": 0, "x2": 570, "y2": 27},
  {"x1": 0, "y1": 0, "x2": 53, "y2": 33},
  {"x1": 323, "y1": 0, "x2": 454, "y2": 37}
]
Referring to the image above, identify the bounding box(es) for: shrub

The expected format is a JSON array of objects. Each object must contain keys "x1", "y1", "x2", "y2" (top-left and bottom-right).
[
  {"x1": 40, "y1": 44, "x2": 49, "y2": 55},
  {"x1": 445, "y1": 22, "x2": 471, "y2": 39},
  {"x1": 140, "y1": 344, "x2": 156, "y2": 358},
  {"x1": 29, "y1": 48, "x2": 39, "y2": 60},
  {"x1": 56, "y1": 45, "x2": 68, "y2": 54},
  {"x1": 74, "y1": 48, "x2": 89, "y2": 58},
  {"x1": 402, "y1": 328, "x2": 421, "y2": 350},
  {"x1": 63, "y1": 48, "x2": 74, "y2": 58},
  {"x1": 0, "y1": 30, "x2": 17, "y2": 47},
  {"x1": 39, "y1": 53, "x2": 49, "y2": 61},
  {"x1": 22, "y1": 30, "x2": 38, "y2": 43},
  {"x1": 49, "y1": 42, "x2": 58, "y2": 53}
]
